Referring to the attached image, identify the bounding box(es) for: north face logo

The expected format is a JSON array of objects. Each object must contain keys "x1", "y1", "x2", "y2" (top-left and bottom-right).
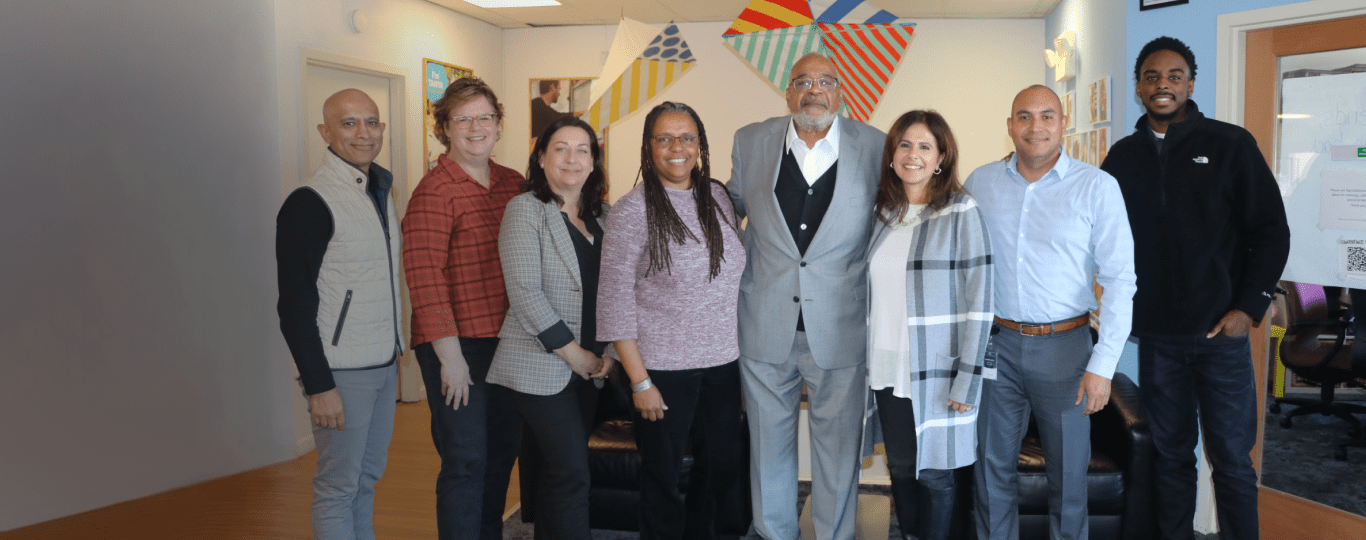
[{"x1": 1193, "y1": 156, "x2": 1209, "y2": 164}]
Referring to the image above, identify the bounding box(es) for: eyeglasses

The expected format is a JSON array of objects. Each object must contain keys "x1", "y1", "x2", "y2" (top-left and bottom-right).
[
  {"x1": 789, "y1": 77, "x2": 839, "y2": 92},
  {"x1": 653, "y1": 135, "x2": 699, "y2": 147},
  {"x1": 449, "y1": 113, "x2": 498, "y2": 128}
]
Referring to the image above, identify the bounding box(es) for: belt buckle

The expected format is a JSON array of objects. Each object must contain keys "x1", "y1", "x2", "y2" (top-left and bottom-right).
[{"x1": 1018, "y1": 322, "x2": 1050, "y2": 336}]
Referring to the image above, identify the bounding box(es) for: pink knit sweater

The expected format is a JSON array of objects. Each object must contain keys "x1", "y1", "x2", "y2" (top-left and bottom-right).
[{"x1": 596, "y1": 182, "x2": 744, "y2": 370}]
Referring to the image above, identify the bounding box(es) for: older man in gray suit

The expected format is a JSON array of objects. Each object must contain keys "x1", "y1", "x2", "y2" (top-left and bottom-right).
[{"x1": 727, "y1": 53, "x2": 885, "y2": 540}]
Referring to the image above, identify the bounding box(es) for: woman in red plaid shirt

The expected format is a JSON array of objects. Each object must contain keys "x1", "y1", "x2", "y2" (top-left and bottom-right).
[{"x1": 401, "y1": 77, "x2": 525, "y2": 540}]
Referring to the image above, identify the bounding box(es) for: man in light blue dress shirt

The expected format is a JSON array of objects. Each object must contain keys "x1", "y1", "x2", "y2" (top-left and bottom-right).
[{"x1": 964, "y1": 85, "x2": 1136, "y2": 540}]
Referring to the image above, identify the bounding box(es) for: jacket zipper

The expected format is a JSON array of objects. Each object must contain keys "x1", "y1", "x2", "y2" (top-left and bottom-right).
[
  {"x1": 332, "y1": 290, "x2": 353, "y2": 346},
  {"x1": 367, "y1": 186, "x2": 402, "y2": 354}
]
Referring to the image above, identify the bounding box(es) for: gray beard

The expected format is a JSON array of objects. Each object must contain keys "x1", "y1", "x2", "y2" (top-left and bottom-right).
[{"x1": 792, "y1": 110, "x2": 836, "y2": 132}]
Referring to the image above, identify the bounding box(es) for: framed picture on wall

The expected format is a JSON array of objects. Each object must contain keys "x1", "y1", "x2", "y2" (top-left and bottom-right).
[
  {"x1": 1139, "y1": 0, "x2": 1189, "y2": 11},
  {"x1": 1092, "y1": 127, "x2": 1103, "y2": 164},
  {"x1": 423, "y1": 58, "x2": 474, "y2": 171},
  {"x1": 1089, "y1": 76, "x2": 1111, "y2": 124},
  {"x1": 529, "y1": 78, "x2": 595, "y2": 149},
  {"x1": 1063, "y1": 91, "x2": 1075, "y2": 131}
]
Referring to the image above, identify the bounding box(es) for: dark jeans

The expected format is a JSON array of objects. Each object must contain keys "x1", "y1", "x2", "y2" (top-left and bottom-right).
[
  {"x1": 1139, "y1": 336, "x2": 1258, "y2": 540},
  {"x1": 874, "y1": 388, "x2": 958, "y2": 540},
  {"x1": 415, "y1": 338, "x2": 520, "y2": 540},
  {"x1": 510, "y1": 375, "x2": 599, "y2": 540},
  {"x1": 635, "y1": 361, "x2": 746, "y2": 540}
]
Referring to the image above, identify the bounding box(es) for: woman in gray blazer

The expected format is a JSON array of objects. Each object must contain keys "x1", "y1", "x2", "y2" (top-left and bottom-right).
[
  {"x1": 487, "y1": 117, "x2": 614, "y2": 540},
  {"x1": 867, "y1": 110, "x2": 993, "y2": 540}
]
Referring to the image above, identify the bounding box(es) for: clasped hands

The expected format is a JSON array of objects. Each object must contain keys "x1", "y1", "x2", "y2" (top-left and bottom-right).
[{"x1": 562, "y1": 345, "x2": 613, "y2": 381}]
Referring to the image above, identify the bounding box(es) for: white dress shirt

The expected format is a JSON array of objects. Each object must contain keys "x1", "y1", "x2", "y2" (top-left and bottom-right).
[{"x1": 785, "y1": 115, "x2": 840, "y2": 185}]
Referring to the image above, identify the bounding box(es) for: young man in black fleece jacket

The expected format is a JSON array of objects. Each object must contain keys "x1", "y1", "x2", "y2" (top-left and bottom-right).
[{"x1": 1100, "y1": 37, "x2": 1289, "y2": 540}]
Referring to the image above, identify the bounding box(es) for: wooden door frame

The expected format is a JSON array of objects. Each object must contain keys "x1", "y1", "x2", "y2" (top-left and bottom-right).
[{"x1": 1216, "y1": 2, "x2": 1366, "y2": 538}]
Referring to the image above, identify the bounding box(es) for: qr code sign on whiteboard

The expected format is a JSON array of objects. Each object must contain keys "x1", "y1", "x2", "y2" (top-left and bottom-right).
[
  {"x1": 1342, "y1": 240, "x2": 1366, "y2": 280},
  {"x1": 1351, "y1": 246, "x2": 1366, "y2": 273}
]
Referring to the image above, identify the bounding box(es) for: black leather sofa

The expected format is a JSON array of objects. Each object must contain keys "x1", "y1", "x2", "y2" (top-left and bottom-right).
[{"x1": 520, "y1": 371, "x2": 1152, "y2": 540}]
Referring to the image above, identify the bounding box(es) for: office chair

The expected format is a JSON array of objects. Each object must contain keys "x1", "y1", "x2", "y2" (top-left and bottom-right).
[
  {"x1": 1336, "y1": 288, "x2": 1366, "y2": 461},
  {"x1": 1272, "y1": 281, "x2": 1364, "y2": 438}
]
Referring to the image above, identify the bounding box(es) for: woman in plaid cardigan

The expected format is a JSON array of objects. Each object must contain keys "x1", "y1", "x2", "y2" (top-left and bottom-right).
[{"x1": 867, "y1": 110, "x2": 994, "y2": 540}]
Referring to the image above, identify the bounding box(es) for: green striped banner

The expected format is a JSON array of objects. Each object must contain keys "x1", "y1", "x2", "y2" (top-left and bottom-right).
[{"x1": 723, "y1": 26, "x2": 829, "y2": 93}]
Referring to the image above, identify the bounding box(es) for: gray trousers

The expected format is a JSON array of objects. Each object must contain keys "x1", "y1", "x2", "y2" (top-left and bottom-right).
[
  {"x1": 974, "y1": 324, "x2": 1091, "y2": 540},
  {"x1": 311, "y1": 362, "x2": 397, "y2": 540},
  {"x1": 742, "y1": 331, "x2": 867, "y2": 540}
]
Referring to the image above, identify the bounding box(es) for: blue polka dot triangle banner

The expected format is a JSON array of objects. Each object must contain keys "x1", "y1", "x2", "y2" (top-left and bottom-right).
[
  {"x1": 640, "y1": 24, "x2": 695, "y2": 62},
  {"x1": 586, "y1": 21, "x2": 697, "y2": 133}
]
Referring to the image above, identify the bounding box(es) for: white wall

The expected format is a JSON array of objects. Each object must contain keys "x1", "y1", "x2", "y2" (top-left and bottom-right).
[
  {"x1": 275, "y1": 0, "x2": 505, "y2": 197},
  {"x1": 0, "y1": 0, "x2": 290, "y2": 531},
  {"x1": 503, "y1": 19, "x2": 1043, "y2": 203}
]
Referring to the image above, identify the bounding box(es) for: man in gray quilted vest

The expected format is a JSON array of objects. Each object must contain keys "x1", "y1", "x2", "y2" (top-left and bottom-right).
[{"x1": 277, "y1": 88, "x2": 405, "y2": 540}]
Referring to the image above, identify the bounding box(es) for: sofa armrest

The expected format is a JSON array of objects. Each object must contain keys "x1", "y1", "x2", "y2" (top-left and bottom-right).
[{"x1": 1091, "y1": 372, "x2": 1155, "y2": 540}]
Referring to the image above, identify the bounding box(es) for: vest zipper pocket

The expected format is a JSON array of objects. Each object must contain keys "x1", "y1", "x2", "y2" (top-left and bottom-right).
[{"x1": 332, "y1": 290, "x2": 353, "y2": 346}]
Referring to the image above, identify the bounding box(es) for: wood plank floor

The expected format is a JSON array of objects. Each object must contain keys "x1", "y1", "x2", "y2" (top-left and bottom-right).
[{"x1": 3, "y1": 402, "x2": 518, "y2": 539}]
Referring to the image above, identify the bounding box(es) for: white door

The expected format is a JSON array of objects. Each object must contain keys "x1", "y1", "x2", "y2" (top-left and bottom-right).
[{"x1": 303, "y1": 65, "x2": 393, "y2": 178}]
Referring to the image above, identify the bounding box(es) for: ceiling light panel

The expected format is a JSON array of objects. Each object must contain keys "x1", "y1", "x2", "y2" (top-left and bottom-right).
[{"x1": 464, "y1": 0, "x2": 560, "y2": 7}]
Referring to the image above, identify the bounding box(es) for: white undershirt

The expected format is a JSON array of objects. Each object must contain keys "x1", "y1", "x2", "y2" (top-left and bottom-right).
[
  {"x1": 868, "y1": 204, "x2": 925, "y2": 395},
  {"x1": 785, "y1": 115, "x2": 841, "y2": 186}
]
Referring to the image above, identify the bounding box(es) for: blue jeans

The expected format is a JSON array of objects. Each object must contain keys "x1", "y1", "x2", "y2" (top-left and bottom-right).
[
  {"x1": 311, "y1": 362, "x2": 397, "y2": 540},
  {"x1": 1139, "y1": 336, "x2": 1259, "y2": 540},
  {"x1": 415, "y1": 338, "x2": 520, "y2": 540}
]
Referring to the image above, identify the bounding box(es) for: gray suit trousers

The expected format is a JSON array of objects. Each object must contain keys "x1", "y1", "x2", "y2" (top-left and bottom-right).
[
  {"x1": 742, "y1": 331, "x2": 867, "y2": 540},
  {"x1": 974, "y1": 324, "x2": 1092, "y2": 540}
]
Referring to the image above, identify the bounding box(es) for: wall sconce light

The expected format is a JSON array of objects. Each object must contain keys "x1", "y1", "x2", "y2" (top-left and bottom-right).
[
  {"x1": 350, "y1": 9, "x2": 369, "y2": 34},
  {"x1": 1045, "y1": 31, "x2": 1077, "y2": 82}
]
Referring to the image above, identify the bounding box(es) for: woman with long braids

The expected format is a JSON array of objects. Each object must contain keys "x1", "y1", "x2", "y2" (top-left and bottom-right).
[{"x1": 596, "y1": 101, "x2": 747, "y2": 540}]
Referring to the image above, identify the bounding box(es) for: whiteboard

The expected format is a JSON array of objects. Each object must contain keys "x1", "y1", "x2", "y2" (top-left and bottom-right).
[{"x1": 1276, "y1": 71, "x2": 1366, "y2": 286}]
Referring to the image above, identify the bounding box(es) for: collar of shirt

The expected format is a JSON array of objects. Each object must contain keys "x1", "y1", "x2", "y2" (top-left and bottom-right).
[
  {"x1": 327, "y1": 147, "x2": 390, "y2": 207},
  {"x1": 436, "y1": 153, "x2": 515, "y2": 191},
  {"x1": 785, "y1": 115, "x2": 840, "y2": 185},
  {"x1": 1005, "y1": 148, "x2": 1072, "y2": 186}
]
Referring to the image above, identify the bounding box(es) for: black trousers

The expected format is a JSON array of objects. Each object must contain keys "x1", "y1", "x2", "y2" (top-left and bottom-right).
[
  {"x1": 875, "y1": 387, "x2": 959, "y2": 540},
  {"x1": 509, "y1": 375, "x2": 599, "y2": 540},
  {"x1": 414, "y1": 338, "x2": 520, "y2": 540},
  {"x1": 635, "y1": 361, "x2": 746, "y2": 540}
]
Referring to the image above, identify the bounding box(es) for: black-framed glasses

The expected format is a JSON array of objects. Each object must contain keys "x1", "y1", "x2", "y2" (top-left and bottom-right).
[
  {"x1": 653, "y1": 134, "x2": 699, "y2": 147},
  {"x1": 450, "y1": 113, "x2": 498, "y2": 128},
  {"x1": 789, "y1": 77, "x2": 839, "y2": 91}
]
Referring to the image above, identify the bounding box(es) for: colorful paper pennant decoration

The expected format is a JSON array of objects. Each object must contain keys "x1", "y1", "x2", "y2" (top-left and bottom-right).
[
  {"x1": 723, "y1": 0, "x2": 814, "y2": 35},
  {"x1": 722, "y1": 26, "x2": 829, "y2": 93},
  {"x1": 586, "y1": 21, "x2": 696, "y2": 133},
  {"x1": 818, "y1": 22, "x2": 914, "y2": 121},
  {"x1": 721, "y1": 0, "x2": 915, "y2": 122}
]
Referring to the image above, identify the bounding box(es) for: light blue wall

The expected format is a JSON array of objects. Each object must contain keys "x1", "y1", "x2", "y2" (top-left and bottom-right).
[
  {"x1": 1122, "y1": 0, "x2": 1306, "y2": 138},
  {"x1": 1044, "y1": 0, "x2": 1138, "y2": 382},
  {"x1": 1045, "y1": 0, "x2": 1129, "y2": 139}
]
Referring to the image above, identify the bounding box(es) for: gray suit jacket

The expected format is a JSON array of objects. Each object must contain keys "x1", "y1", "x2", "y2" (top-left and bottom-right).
[
  {"x1": 487, "y1": 192, "x2": 610, "y2": 396},
  {"x1": 727, "y1": 116, "x2": 885, "y2": 369}
]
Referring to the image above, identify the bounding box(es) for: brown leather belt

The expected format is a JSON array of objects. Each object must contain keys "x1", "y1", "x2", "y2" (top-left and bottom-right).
[{"x1": 994, "y1": 314, "x2": 1090, "y2": 336}]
